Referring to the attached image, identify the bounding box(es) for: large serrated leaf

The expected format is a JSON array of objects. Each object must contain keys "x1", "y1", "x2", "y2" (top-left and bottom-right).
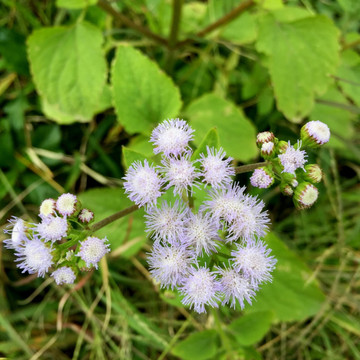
[
  {"x1": 185, "y1": 93, "x2": 257, "y2": 161},
  {"x1": 111, "y1": 46, "x2": 182, "y2": 134},
  {"x1": 256, "y1": 14, "x2": 340, "y2": 122},
  {"x1": 27, "y1": 22, "x2": 107, "y2": 123}
]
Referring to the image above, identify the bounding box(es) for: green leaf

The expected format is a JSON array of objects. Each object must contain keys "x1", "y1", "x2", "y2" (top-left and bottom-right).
[
  {"x1": 337, "y1": 60, "x2": 360, "y2": 107},
  {"x1": 78, "y1": 188, "x2": 146, "y2": 258},
  {"x1": 228, "y1": 311, "x2": 274, "y2": 346},
  {"x1": 27, "y1": 22, "x2": 107, "y2": 123},
  {"x1": 122, "y1": 146, "x2": 151, "y2": 169},
  {"x1": 245, "y1": 233, "x2": 326, "y2": 322},
  {"x1": 220, "y1": 12, "x2": 257, "y2": 45},
  {"x1": 56, "y1": 0, "x2": 97, "y2": 8},
  {"x1": 185, "y1": 93, "x2": 257, "y2": 161},
  {"x1": 172, "y1": 330, "x2": 219, "y2": 360},
  {"x1": 111, "y1": 45, "x2": 182, "y2": 134},
  {"x1": 256, "y1": 14, "x2": 340, "y2": 122},
  {"x1": 192, "y1": 127, "x2": 220, "y2": 161}
]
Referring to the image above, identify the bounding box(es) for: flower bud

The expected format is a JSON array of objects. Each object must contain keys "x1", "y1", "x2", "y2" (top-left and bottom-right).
[
  {"x1": 280, "y1": 183, "x2": 294, "y2": 196},
  {"x1": 293, "y1": 182, "x2": 319, "y2": 210},
  {"x1": 303, "y1": 164, "x2": 322, "y2": 183},
  {"x1": 301, "y1": 120, "x2": 330, "y2": 148},
  {"x1": 256, "y1": 131, "x2": 275, "y2": 148},
  {"x1": 78, "y1": 208, "x2": 94, "y2": 224},
  {"x1": 281, "y1": 173, "x2": 298, "y2": 187},
  {"x1": 260, "y1": 141, "x2": 275, "y2": 159},
  {"x1": 276, "y1": 140, "x2": 289, "y2": 154}
]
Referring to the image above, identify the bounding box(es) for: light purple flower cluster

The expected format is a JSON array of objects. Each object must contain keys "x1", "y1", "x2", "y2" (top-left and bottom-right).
[
  {"x1": 3, "y1": 193, "x2": 109, "y2": 284},
  {"x1": 124, "y1": 119, "x2": 277, "y2": 313}
]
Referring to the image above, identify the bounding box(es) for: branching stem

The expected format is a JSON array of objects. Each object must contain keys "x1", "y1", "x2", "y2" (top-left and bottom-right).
[{"x1": 234, "y1": 162, "x2": 266, "y2": 174}]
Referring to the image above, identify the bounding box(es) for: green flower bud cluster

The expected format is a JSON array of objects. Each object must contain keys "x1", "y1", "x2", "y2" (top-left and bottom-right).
[{"x1": 251, "y1": 121, "x2": 330, "y2": 210}]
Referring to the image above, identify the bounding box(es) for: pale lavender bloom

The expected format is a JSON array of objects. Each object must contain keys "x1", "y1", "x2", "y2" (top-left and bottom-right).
[
  {"x1": 36, "y1": 215, "x2": 68, "y2": 242},
  {"x1": 77, "y1": 236, "x2": 110, "y2": 269},
  {"x1": 123, "y1": 160, "x2": 164, "y2": 207},
  {"x1": 144, "y1": 200, "x2": 189, "y2": 243},
  {"x1": 52, "y1": 266, "x2": 76, "y2": 285},
  {"x1": 250, "y1": 168, "x2": 274, "y2": 189},
  {"x1": 56, "y1": 193, "x2": 78, "y2": 216},
  {"x1": 15, "y1": 237, "x2": 53, "y2": 277},
  {"x1": 184, "y1": 211, "x2": 221, "y2": 256},
  {"x1": 39, "y1": 198, "x2": 56, "y2": 218},
  {"x1": 3, "y1": 217, "x2": 28, "y2": 249},
  {"x1": 179, "y1": 266, "x2": 221, "y2": 314},
  {"x1": 226, "y1": 193, "x2": 270, "y2": 242},
  {"x1": 150, "y1": 119, "x2": 194, "y2": 157},
  {"x1": 147, "y1": 241, "x2": 195, "y2": 289},
  {"x1": 216, "y1": 267, "x2": 257, "y2": 309},
  {"x1": 160, "y1": 153, "x2": 200, "y2": 196},
  {"x1": 201, "y1": 183, "x2": 247, "y2": 223},
  {"x1": 231, "y1": 239, "x2": 277, "y2": 286},
  {"x1": 304, "y1": 120, "x2": 330, "y2": 145},
  {"x1": 278, "y1": 141, "x2": 307, "y2": 174},
  {"x1": 199, "y1": 147, "x2": 234, "y2": 188}
]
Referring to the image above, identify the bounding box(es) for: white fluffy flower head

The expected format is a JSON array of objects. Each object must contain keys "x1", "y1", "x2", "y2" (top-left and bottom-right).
[
  {"x1": 77, "y1": 236, "x2": 110, "y2": 269},
  {"x1": 123, "y1": 160, "x2": 163, "y2": 207},
  {"x1": 15, "y1": 237, "x2": 53, "y2": 277},
  {"x1": 200, "y1": 147, "x2": 234, "y2": 188},
  {"x1": 52, "y1": 266, "x2": 76, "y2": 285},
  {"x1": 278, "y1": 141, "x2": 307, "y2": 174},
  {"x1": 78, "y1": 209, "x2": 94, "y2": 223},
  {"x1": 250, "y1": 168, "x2": 274, "y2": 189},
  {"x1": 36, "y1": 215, "x2": 68, "y2": 242},
  {"x1": 39, "y1": 199, "x2": 56, "y2": 217},
  {"x1": 56, "y1": 193, "x2": 78, "y2": 216},
  {"x1": 150, "y1": 119, "x2": 194, "y2": 157},
  {"x1": 3, "y1": 217, "x2": 28, "y2": 249}
]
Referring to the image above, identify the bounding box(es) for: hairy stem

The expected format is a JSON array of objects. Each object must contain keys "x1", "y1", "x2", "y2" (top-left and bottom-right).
[
  {"x1": 175, "y1": 0, "x2": 256, "y2": 48},
  {"x1": 97, "y1": 0, "x2": 168, "y2": 46},
  {"x1": 234, "y1": 162, "x2": 266, "y2": 174},
  {"x1": 89, "y1": 204, "x2": 139, "y2": 233}
]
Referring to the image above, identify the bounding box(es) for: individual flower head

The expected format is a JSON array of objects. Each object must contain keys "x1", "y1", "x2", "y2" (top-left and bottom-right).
[
  {"x1": 293, "y1": 182, "x2": 319, "y2": 210},
  {"x1": 123, "y1": 160, "x2": 164, "y2": 207},
  {"x1": 278, "y1": 141, "x2": 307, "y2": 175},
  {"x1": 52, "y1": 266, "x2": 76, "y2": 285},
  {"x1": 179, "y1": 266, "x2": 221, "y2": 314},
  {"x1": 147, "y1": 241, "x2": 195, "y2": 289},
  {"x1": 231, "y1": 239, "x2": 277, "y2": 286},
  {"x1": 301, "y1": 120, "x2": 330, "y2": 147},
  {"x1": 56, "y1": 193, "x2": 78, "y2": 217},
  {"x1": 256, "y1": 131, "x2": 275, "y2": 147},
  {"x1": 160, "y1": 153, "x2": 199, "y2": 196},
  {"x1": 150, "y1": 119, "x2": 194, "y2": 157},
  {"x1": 77, "y1": 236, "x2": 110, "y2": 269},
  {"x1": 184, "y1": 211, "x2": 221, "y2": 256},
  {"x1": 201, "y1": 183, "x2": 247, "y2": 223},
  {"x1": 15, "y1": 237, "x2": 53, "y2": 277},
  {"x1": 36, "y1": 215, "x2": 68, "y2": 242},
  {"x1": 78, "y1": 209, "x2": 94, "y2": 224},
  {"x1": 250, "y1": 168, "x2": 274, "y2": 189},
  {"x1": 144, "y1": 200, "x2": 189, "y2": 243},
  {"x1": 199, "y1": 147, "x2": 235, "y2": 188},
  {"x1": 215, "y1": 267, "x2": 257, "y2": 309},
  {"x1": 3, "y1": 217, "x2": 28, "y2": 249},
  {"x1": 226, "y1": 193, "x2": 270, "y2": 242},
  {"x1": 39, "y1": 198, "x2": 56, "y2": 218}
]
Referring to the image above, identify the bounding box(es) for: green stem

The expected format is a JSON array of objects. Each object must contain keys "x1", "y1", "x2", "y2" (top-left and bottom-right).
[
  {"x1": 89, "y1": 204, "x2": 139, "y2": 233},
  {"x1": 175, "y1": 0, "x2": 256, "y2": 49},
  {"x1": 97, "y1": 0, "x2": 168, "y2": 46},
  {"x1": 234, "y1": 162, "x2": 267, "y2": 174},
  {"x1": 211, "y1": 309, "x2": 232, "y2": 354}
]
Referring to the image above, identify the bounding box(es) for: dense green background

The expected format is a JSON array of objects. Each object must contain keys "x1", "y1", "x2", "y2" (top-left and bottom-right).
[{"x1": 0, "y1": 0, "x2": 359, "y2": 359}]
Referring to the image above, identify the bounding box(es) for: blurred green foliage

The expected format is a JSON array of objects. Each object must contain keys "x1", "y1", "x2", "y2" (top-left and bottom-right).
[{"x1": 0, "y1": 0, "x2": 359, "y2": 359}]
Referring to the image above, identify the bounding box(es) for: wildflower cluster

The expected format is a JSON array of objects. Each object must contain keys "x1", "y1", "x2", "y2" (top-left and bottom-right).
[
  {"x1": 250, "y1": 120, "x2": 330, "y2": 210},
  {"x1": 123, "y1": 119, "x2": 277, "y2": 313},
  {"x1": 4, "y1": 194, "x2": 110, "y2": 284}
]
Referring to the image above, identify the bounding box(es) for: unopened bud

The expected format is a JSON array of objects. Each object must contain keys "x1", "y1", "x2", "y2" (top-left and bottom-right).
[
  {"x1": 256, "y1": 131, "x2": 275, "y2": 147},
  {"x1": 293, "y1": 182, "x2": 319, "y2": 210},
  {"x1": 303, "y1": 164, "x2": 322, "y2": 183},
  {"x1": 301, "y1": 120, "x2": 330, "y2": 148}
]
